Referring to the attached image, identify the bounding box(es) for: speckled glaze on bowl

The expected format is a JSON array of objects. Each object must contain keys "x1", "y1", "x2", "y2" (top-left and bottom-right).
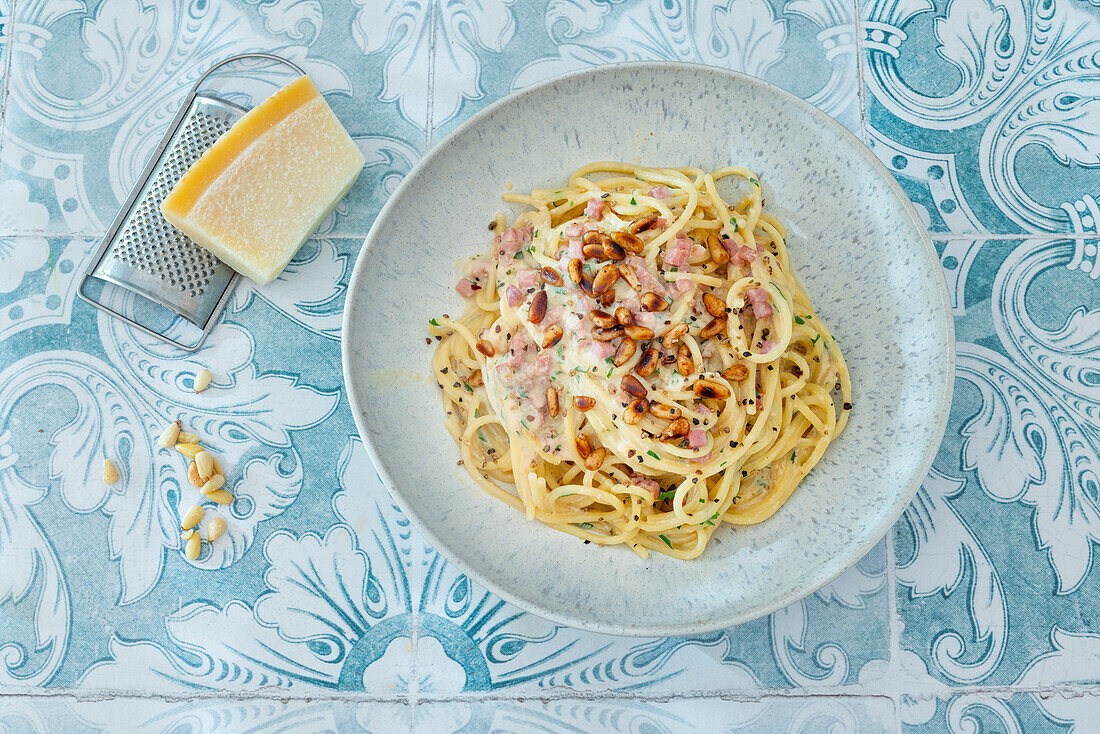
[{"x1": 342, "y1": 63, "x2": 953, "y2": 637}]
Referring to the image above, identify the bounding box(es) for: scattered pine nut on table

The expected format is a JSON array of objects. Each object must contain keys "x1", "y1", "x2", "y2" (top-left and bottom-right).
[
  {"x1": 102, "y1": 459, "x2": 119, "y2": 484},
  {"x1": 193, "y1": 368, "x2": 212, "y2": 393}
]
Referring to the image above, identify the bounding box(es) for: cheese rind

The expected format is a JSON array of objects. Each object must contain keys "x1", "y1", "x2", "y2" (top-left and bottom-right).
[{"x1": 161, "y1": 75, "x2": 365, "y2": 285}]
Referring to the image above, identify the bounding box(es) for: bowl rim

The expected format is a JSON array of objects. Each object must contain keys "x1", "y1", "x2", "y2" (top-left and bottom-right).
[{"x1": 342, "y1": 60, "x2": 956, "y2": 637}]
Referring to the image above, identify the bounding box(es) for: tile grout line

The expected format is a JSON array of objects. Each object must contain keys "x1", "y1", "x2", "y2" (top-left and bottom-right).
[
  {"x1": 884, "y1": 525, "x2": 904, "y2": 734},
  {"x1": 852, "y1": 0, "x2": 870, "y2": 145},
  {"x1": 408, "y1": 3, "x2": 436, "y2": 728},
  {"x1": 423, "y1": 0, "x2": 437, "y2": 150},
  {"x1": 4, "y1": 683, "x2": 1100, "y2": 704},
  {"x1": 0, "y1": 0, "x2": 17, "y2": 158}
]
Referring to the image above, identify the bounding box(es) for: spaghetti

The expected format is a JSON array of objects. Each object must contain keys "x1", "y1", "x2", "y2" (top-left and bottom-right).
[{"x1": 429, "y1": 163, "x2": 851, "y2": 559}]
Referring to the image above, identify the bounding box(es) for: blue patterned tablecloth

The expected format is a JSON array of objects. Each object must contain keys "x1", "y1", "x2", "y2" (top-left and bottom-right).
[{"x1": 1, "y1": 1, "x2": 1098, "y2": 732}]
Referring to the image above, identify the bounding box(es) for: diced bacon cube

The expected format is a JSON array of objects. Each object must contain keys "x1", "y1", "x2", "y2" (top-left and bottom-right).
[
  {"x1": 516, "y1": 269, "x2": 539, "y2": 290},
  {"x1": 687, "y1": 429, "x2": 707, "y2": 448},
  {"x1": 664, "y1": 235, "x2": 693, "y2": 267},
  {"x1": 585, "y1": 197, "x2": 605, "y2": 220},
  {"x1": 505, "y1": 285, "x2": 523, "y2": 307}
]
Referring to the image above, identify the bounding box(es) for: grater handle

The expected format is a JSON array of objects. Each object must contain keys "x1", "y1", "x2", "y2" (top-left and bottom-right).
[{"x1": 192, "y1": 53, "x2": 307, "y2": 93}]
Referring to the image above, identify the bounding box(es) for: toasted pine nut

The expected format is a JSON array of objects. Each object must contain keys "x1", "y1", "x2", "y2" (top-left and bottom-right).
[
  {"x1": 176, "y1": 442, "x2": 202, "y2": 459},
  {"x1": 177, "y1": 431, "x2": 200, "y2": 444},
  {"x1": 575, "y1": 434, "x2": 592, "y2": 458},
  {"x1": 573, "y1": 395, "x2": 596, "y2": 412},
  {"x1": 627, "y1": 212, "x2": 659, "y2": 234},
  {"x1": 593, "y1": 326, "x2": 624, "y2": 342},
  {"x1": 707, "y1": 234, "x2": 729, "y2": 265},
  {"x1": 579, "y1": 274, "x2": 595, "y2": 295},
  {"x1": 676, "y1": 344, "x2": 694, "y2": 377},
  {"x1": 661, "y1": 324, "x2": 689, "y2": 348},
  {"x1": 157, "y1": 420, "x2": 181, "y2": 449},
  {"x1": 617, "y1": 264, "x2": 641, "y2": 290},
  {"x1": 649, "y1": 402, "x2": 682, "y2": 420},
  {"x1": 613, "y1": 338, "x2": 637, "y2": 367},
  {"x1": 622, "y1": 398, "x2": 649, "y2": 425},
  {"x1": 181, "y1": 504, "x2": 204, "y2": 530},
  {"x1": 621, "y1": 374, "x2": 647, "y2": 398},
  {"x1": 207, "y1": 517, "x2": 226, "y2": 542},
  {"x1": 611, "y1": 231, "x2": 644, "y2": 253},
  {"x1": 640, "y1": 291, "x2": 669, "y2": 312},
  {"x1": 590, "y1": 309, "x2": 617, "y2": 329},
  {"x1": 467, "y1": 369, "x2": 484, "y2": 387},
  {"x1": 540, "y1": 266, "x2": 564, "y2": 286},
  {"x1": 722, "y1": 364, "x2": 750, "y2": 382},
  {"x1": 702, "y1": 292, "x2": 727, "y2": 317},
  {"x1": 592, "y1": 264, "x2": 620, "y2": 293},
  {"x1": 102, "y1": 459, "x2": 119, "y2": 485},
  {"x1": 582, "y1": 230, "x2": 603, "y2": 246},
  {"x1": 699, "y1": 317, "x2": 727, "y2": 339},
  {"x1": 694, "y1": 378, "x2": 732, "y2": 400},
  {"x1": 200, "y1": 474, "x2": 225, "y2": 495},
  {"x1": 529, "y1": 290, "x2": 548, "y2": 324},
  {"x1": 185, "y1": 533, "x2": 201, "y2": 560},
  {"x1": 546, "y1": 387, "x2": 560, "y2": 418},
  {"x1": 584, "y1": 447, "x2": 607, "y2": 471},
  {"x1": 661, "y1": 417, "x2": 691, "y2": 440},
  {"x1": 475, "y1": 339, "x2": 495, "y2": 357},
  {"x1": 567, "y1": 258, "x2": 583, "y2": 285},
  {"x1": 207, "y1": 489, "x2": 234, "y2": 505},
  {"x1": 623, "y1": 324, "x2": 654, "y2": 340},
  {"x1": 614, "y1": 307, "x2": 633, "y2": 325},
  {"x1": 193, "y1": 368, "x2": 213, "y2": 393},
  {"x1": 583, "y1": 240, "x2": 624, "y2": 261},
  {"x1": 542, "y1": 325, "x2": 564, "y2": 348},
  {"x1": 599, "y1": 291, "x2": 615, "y2": 307},
  {"x1": 636, "y1": 347, "x2": 659, "y2": 377},
  {"x1": 187, "y1": 461, "x2": 203, "y2": 488},
  {"x1": 196, "y1": 451, "x2": 215, "y2": 481}
]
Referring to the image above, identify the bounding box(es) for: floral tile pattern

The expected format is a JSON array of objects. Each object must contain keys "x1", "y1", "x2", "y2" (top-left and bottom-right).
[
  {"x1": 862, "y1": 0, "x2": 1100, "y2": 236},
  {"x1": 1, "y1": 1, "x2": 1099, "y2": 732},
  {"x1": 902, "y1": 691, "x2": 1100, "y2": 733},
  {"x1": 428, "y1": 0, "x2": 862, "y2": 140}
]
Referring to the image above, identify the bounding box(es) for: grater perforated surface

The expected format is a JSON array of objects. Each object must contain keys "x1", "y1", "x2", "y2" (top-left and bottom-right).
[
  {"x1": 89, "y1": 94, "x2": 244, "y2": 328},
  {"x1": 110, "y1": 111, "x2": 233, "y2": 297}
]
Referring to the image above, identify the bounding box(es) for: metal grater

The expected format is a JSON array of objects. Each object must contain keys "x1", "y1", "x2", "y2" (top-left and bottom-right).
[{"x1": 79, "y1": 53, "x2": 305, "y2": 351}]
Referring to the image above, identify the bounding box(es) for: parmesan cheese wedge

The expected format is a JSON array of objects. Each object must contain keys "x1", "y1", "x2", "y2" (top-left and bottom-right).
[{"x1": 161, "y1": 75, "x2": 365, "y2": 285}]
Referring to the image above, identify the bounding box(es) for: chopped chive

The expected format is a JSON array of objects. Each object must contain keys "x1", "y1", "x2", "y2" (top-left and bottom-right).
[
  {"x1": 658, "y1": 534, "x2": 673, "y2": 548},
  {"x1": 463, "y1": 383, "x2": 473, "y2": 392},
  {"x1": 794, "y1": 316, "x2": 805, "y2": 325},
  {"x1": 513, "y1": 252, "x2": 524, "y2": 259},
  {"x1": 790, "y1": 452, "x2": 796, "y2": 463},
  {"x1": 429, "y1": 318, "x2": 439, "y2": 326},
  {"x1": 631, "y1": 197, "x2": 637, "y2": 205},
  {"x1": 658, "y1": 490, "x2": 676, "y2": 501},
  {"x1": 647, "y1": 450, "x2": 660, "y2": 460},
  {"x1": 606, "y1": 367, "x2": 613, "y2": 378},
  {"x1": 812, "y1": 334, "x2": 821, "y2": 344},
  {"x1": 575, "y1": 522, "x2": 593, "y2": 529}
]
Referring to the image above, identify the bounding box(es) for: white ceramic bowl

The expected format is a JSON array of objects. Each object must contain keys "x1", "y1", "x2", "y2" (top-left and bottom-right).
[{"x1": 343, "y1": 63, "x2": 953, "y2": 636}]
